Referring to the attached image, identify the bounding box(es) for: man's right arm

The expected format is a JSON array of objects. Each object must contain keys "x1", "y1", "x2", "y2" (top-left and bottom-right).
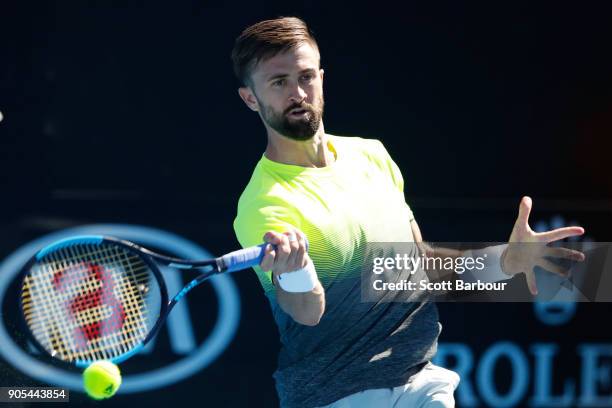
[{"x1": 260, "y1": 230, "x2": 325, "y2": 326}]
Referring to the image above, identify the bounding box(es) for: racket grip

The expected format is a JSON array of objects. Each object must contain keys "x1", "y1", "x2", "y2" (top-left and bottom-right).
[
  {"x1": 220, "y1": 244, "x2": 268, "y2": 273},
  {"x1": 219, "y1": 238, "x2": 310, "y2": 274}
]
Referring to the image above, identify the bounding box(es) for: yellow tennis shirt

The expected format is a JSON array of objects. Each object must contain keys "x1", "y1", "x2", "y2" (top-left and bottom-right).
[
  {"x1": 234, "y1": 134, "x2": 416, "y2": 295},
  {"x1": 233, "y1": 135, "x2": 440, "y2": 408}
]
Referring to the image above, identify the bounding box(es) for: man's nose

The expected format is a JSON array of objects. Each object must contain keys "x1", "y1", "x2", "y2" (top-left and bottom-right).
[{"x1": 288, "y1": 83, "x2": 307, "y2": 103}]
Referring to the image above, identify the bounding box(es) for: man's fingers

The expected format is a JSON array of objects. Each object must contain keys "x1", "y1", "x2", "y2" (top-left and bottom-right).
[
  {"x1": 295, "y1": 230, "x2": 308, "y2": 268},
  {"x1": 284, "y1": 231, "x2": 301, "y2": 269},
  {"x1": 276, "y1": 234, "x2": 291, "y2": 266},
  {"x1": 525, "y1": 270, "x2": 538, "y2": 295},
  {"x1": 260, "y1": 244, "x2": 276, "y2": 271},
  {"x1": 544, "y1": 247, "x2": 585, "y2": 262},
  {"x1": 536, "y1": 226, "x2": 585, "y2": 243},
  {"x1": 262, "y1": 231, "x2": 291, "y2": 272},
  {"x1": 515, "y1": 196, "x2": 533, "y2": 229},
  {"x1": 262, "y1": 229, "x2": 309, "y2": 274},
  {"x1": 263, "y1": 231, "x2": 284, "y2": 245},
  {"x1": 537, "y1": 259, "x2": 571, "y2": 278}
]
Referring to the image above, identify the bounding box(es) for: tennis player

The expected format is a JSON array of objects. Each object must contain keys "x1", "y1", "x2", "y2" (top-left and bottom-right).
[{"x1": 231, "y1": 17, "x2": 584, "y2": 408}]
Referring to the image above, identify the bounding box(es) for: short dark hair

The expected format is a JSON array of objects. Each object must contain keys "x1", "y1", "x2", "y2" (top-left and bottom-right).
[{"x1": 231, "y1": 17, "x2": 319, "y2": 86}]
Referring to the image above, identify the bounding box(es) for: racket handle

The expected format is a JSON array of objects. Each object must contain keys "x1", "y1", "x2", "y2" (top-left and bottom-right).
[
  {"x1": 219, "y1": 242, "x2": 317, "y2": 293},
  {"x1": 220, "y1": 244, "x2": 268, "y2": 272},
  {"x1": 219, "y1": 238, "x2": 312, "y2": 277}
]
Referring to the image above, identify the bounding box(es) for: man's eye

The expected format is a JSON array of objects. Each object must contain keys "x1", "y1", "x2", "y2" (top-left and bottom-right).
[
  {"x1": 301, "y1": 74, "x2": 314, "y2": 82},
  {"x1": 272, "y1": 79, "x2": 285, "y2": 87}
]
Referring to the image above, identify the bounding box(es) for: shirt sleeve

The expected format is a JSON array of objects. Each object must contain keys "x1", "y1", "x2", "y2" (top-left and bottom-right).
[
  {"x1": 372, "y1": 139, "x2": 416, "y2": 222},
  {"x1": 233, "y1": 199, "x2": 302, "y2": 295}
]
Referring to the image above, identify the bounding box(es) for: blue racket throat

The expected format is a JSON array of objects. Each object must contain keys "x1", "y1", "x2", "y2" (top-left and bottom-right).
[
  {"x1": 173, "y1": 278, "x2": 201, "y2": 302},
  {"x1": 168, "y1": 263, "x2": 193, "y2": 269}
]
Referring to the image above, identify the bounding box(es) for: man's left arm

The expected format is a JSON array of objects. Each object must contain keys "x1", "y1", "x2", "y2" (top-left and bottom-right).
[
  {"x1": 410, "y1": 218, "x2": 463, "y2": 283},
  {"x1": 378, "y1": 140, "x2": 585, "y2": 293},
  {"x1": 409, "y1": 196, "x2": 585, "y2": 294}
]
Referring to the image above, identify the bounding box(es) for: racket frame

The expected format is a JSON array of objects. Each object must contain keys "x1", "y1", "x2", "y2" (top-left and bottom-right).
[{"x1": 18, "y1": 235, "x2": 226, "y2": 367}]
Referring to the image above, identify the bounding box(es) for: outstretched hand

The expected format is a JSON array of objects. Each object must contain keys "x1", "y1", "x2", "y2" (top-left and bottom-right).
[{"x1": 503, "y1": 196, "x2": 585, "y2": 295}]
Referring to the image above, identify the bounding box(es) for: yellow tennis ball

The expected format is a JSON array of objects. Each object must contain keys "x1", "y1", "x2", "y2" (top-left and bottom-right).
[{"x1": 83, "y1": 361, "x2": 122, "y2": 400}]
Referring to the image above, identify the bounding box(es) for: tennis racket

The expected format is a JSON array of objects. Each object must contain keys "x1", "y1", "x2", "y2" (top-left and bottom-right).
[{"x1": 19, "y1": 235, "x2": 300, "y2": 367}]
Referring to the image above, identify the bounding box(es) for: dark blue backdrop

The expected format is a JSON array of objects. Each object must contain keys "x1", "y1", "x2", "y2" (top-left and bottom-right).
[{"x1": 1, "y1": 1, "x2": 611, "y2": 407}]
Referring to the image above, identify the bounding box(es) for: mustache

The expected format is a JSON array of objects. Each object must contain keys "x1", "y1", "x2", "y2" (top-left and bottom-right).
[{"x1": 284, "y1": 102, "x2": 316, "y2": 115}]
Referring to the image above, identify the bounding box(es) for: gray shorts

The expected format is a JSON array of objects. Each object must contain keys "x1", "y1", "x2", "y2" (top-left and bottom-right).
[{"x1": 319, "y1": 363, "x2": 460, "y2": 408}]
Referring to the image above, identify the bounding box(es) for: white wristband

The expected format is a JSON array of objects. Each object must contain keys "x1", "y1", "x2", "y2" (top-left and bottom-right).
[{"x1": 277, "y1": 261, "x2": 318, "y2": 292}]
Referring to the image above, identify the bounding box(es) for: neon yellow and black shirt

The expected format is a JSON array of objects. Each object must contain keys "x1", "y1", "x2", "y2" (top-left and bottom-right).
[{"x1": 234, "y1": 135, "x2": 440, "y2": 408}]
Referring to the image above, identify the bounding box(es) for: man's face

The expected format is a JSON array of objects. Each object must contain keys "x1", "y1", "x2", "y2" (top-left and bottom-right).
[{"x1": 240, "y1": 42, "x2": 324, "y2": 141}]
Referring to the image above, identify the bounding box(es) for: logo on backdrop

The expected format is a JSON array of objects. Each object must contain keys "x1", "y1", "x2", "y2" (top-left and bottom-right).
[{"x1": 0, "y1": 224, "x2": 241, "y2": 393}]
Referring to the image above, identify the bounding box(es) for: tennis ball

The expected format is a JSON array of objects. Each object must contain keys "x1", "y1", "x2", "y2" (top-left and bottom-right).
[{"x1": 83, "y1": 361, "x2": 122, "y2": 400}]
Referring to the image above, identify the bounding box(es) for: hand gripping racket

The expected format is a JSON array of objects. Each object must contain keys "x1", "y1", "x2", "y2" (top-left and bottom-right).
[{"x1": 19, "y1": 235, "x2": 314, "y2": 367}]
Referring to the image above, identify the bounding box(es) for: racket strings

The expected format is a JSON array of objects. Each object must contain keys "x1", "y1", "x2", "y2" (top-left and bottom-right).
[
  {"x1": 25, "y1": 244, "x2": 148, "y2": 361},
  {"x1": 21, "y1": 243, "x2": 159, "y2": 363},
  {"x1": 68, "y1": 243, "x2": 151, "y2": 360},
  {"x1": 23, "y1": 245, "x2": 120, "y2": 361}
]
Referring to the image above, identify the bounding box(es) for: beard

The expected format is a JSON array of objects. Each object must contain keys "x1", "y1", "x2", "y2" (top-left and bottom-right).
[{"x1": 259, "y1": 96, "x2": 324, "y2": 141}]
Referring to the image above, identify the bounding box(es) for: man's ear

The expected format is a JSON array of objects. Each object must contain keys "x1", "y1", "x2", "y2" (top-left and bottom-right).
[
  {"x1": 238, "y1": 86, "x2": 259, "y2": 112},
  {"x1": 319, "y1": 68, "x2": 325, "y2": 90}
]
